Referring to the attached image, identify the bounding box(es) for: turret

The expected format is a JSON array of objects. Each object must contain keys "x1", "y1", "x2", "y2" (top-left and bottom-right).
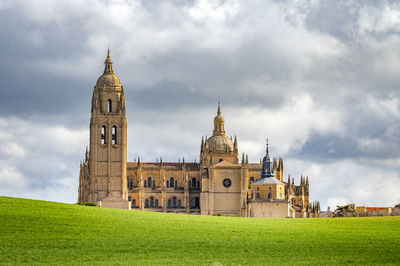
[{"x1": 261, "y1": 139, "x2": 274, "y2": 178}]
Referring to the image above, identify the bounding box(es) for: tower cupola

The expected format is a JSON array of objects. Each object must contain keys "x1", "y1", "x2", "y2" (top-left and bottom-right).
[
  {"x1": 261, "y1": 139, "x2": 274, "y2": 178},
  {"x1": 213, "y1": 102, "x2": 225, "y2": 136},
  {"x1": 96, "y1": 49, "x2": 121, "y2": 88}
]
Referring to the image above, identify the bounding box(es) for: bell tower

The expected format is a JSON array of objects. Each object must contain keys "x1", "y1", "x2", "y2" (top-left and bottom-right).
[{"x1": 87, "y1": 49, "x2": 129, "y2": 209}]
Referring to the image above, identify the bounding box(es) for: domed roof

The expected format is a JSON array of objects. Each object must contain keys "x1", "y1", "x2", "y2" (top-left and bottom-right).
[
  {"x1": 206, "y1": 135, "x2": 234, "y2": 153},
  {"x1": 95, "y1": 49, "x2": 121, "y2": 88},
  {"x1": 96, "y1": 73, "x2": 121, "y2": 87}
]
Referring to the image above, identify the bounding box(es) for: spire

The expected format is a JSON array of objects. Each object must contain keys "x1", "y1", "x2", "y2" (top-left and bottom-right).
[
  {"x1": 261, "y1": 138, "x2": 273, "y2": 178},
  {"x1": 213, "y1": 102, "x2": 225, "y2": 136},
  {"x1": 85, "y1": 146, "x2": 89, "y2": 162},
  {"x1": 103, "y1": 48, "x2": 114, "y2": 74}
]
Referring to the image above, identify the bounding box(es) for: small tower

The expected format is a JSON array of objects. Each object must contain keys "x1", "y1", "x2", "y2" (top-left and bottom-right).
[{"x1": 261, "y1": 139, "x2": 274, "y2": 178}]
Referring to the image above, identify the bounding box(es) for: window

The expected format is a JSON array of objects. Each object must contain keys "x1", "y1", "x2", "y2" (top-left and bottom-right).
[
  {"x1": 145, "y1": 199, "x2": 149, "y2": 208},
  {"x1": 175, "y1": 180, "x2": 177, "y2": 188},
  {"x1": 192, "y1": 178, "x2": 196, "y2": 188},
  {"x1": 219, "y1": 159, "x2": 223, "y2": 162},
  {"x1": 128, "y1": 196, "x2": 131, "y2": 201},
  {"x1": 155, "y1": 199, "x2": 159, "y2": 208},
  {"x1": 150, "y1": 196, "x2": 154, "y2": 208},
  {"x1": 191, "y1": 197, "x2": 200, "y2": 209},
  {"x1": 153, "y1": 180, "x2": 155, "y2": 187},
  {"x1": 223, "y1": 178, "x2": 232, "y2": 188},
  {"x1": 144, "y1": 180, "x2": 147, "y2": 187},
  {"x1": 168, "y1": 199, "x2": 171, "y2": 208},
  {"x1": 132, "y1": 199, "x2": 136, "y2": 208},
  {"x1": 188, "y1": 181, "x2": 191, "y2": 187},
  {"x1": 166, "y1": 180, "x2": 169, "y2": 188},
  {"x1": 101, "y1": 126, "x2": 106, "y2": 144},
  {"x1": 170, "y1": 177, "x2": 174, "y2": 188},
  {"x1": 280, "y1": 193, "x2": 282, "y2": 199},
  {"x1": 107, "y1": 99, "x2": 112, "y2": 112},
  {"x1": 147, "y1": 177, "x2": 152, "y2": 188},
  {"x1": 112, "y1": 126, "x2": 117, "y2": 144},
  {"x1": 268, "y1": 192, "x2": 272, "y2": 199},
  {"x1": 172, "y1": 197, "x2": 177, "y2": 207},
  {"x1": 178, "y1": 200, "x2": 181, "y2": 208},
  {"x1": 197, "y1": 181, "x2": 200, "y2": 188},
  {"x1": 256, "y1": 193, "x2": 260, "y2": 199}
]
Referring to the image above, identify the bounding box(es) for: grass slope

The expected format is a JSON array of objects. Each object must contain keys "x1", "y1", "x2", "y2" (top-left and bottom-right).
[{"x1": 1, "y1": 197, "x2": 400, "y2": 265}]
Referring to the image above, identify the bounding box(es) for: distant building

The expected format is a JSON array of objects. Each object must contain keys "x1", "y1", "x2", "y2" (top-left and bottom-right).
[
  {"x1": 78, "y1": 50, "x2": 320, "y2": 218},
  {"x1": 347, "y1": 204, "x2": 393, "y2": 217}
]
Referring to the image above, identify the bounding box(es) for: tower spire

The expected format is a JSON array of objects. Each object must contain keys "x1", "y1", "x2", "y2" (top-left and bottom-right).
[
  {"x1": 213, "y1": 102, "x2": 225, "y2": 136},
  {"x1": 104, "y1": 48, "x2": 113, "y2": 74},
  {"x1": 266, "y1": 138, "x2": 269, "y2": 155}
]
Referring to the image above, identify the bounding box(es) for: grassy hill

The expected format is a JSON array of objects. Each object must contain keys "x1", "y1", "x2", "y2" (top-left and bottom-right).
[{"x1": 0, "y1": 197, "x2": 399, "y2": 265}]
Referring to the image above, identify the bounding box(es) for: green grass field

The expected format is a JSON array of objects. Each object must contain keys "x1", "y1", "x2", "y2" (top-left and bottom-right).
[{"x1": 1, "y1": 197, "x2": 399, "y2": 265}]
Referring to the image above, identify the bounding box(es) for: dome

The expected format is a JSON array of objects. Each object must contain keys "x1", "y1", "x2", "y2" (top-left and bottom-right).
[
  {"x1": 206, "y1": 135, "x2": 234, "y2": 153},
  {"x1": 96, "y1": 73, "x2": 121, "y2": 87}
]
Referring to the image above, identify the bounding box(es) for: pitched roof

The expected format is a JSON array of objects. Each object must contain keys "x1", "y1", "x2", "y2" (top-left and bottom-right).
[
  {"x1": 253, "y1": 177, "x2": 284, "y2": 185},
  {"x1": 213, "y1": 160, "x2": 240, "y2": 168},
  {"x1": 127, "y1": 162, "x2": 200, "y2": 171}
]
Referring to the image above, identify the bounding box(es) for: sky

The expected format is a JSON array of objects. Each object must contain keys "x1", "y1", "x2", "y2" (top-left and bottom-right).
[{"x1": 1, "y1": 0, "x2": 400, "y2": 210}]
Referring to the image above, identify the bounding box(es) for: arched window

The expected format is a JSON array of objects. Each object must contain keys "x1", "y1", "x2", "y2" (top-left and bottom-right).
[
  {"x1": 197, "y1": 181, "x2": 200, "y2": 188},
  {"x1": 153, "y1": 180, "x2": 155, "y2": 187},
  {"x1": 190, "y1": 198, "x2": 195, "y2": 208},
  {"x1": 172, "y1": 197, "x2": 177, "y2": 208},
  {"x1": 132, "y1": 199, "x2": 136, "y2": 208},
  {"x1": 145, "y1": 199, "x2": 149, "y2": 208},
  {"x1": 178, "y1": 199, "x2": 181, "y2": 208},
  {"x1": 168, "y1": 199, "x2": 172, "y2": 208},
  {"x1": 148, "y1": 177, "x2": 152, "y2": 188},
  {"x1": 155, "y1": 199, "x2": 159, "y2": 208},
  {"x1": 170, "y1": 177, "x2": 174, "y2": 188},
  {"x1": 150, "y1": 196, "x2": 154, "y2": 208},
  {"x1": 101, "y1": 126, "x2": 106, "y2": 144},
  {"x1": 191, "y1": 197, "x2": 200, "y2": 209},
  {"x1": 175, "y1": 180, "x2": 178, "y2": 188},
  {"x1": 268, "y1": 192, "x2": 272, "y2": 199},
  {"x1": 144, "y1": 180, "x2": 147, "y2": 187},
  {"x1": 256, "y1": 193, "x2": 260, "y2": 199},
  {"x1": 112, "y1": 126, "x2": 117, "y2": 144},
  {"x1": 107, "y1": 99, "x2": 112, "y2": 112},
  {"x1": 166, "y1": 180, "x2": 169, "y2": 188},
  {"x1": 192, "y1": 178, "x2": 196, "y2": 188},
  {"x1": 249, "y1": 177, "x2": 254, "y2": 186}
]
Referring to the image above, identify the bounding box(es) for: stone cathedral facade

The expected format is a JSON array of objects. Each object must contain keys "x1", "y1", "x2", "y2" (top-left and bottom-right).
[{"x1": 78, "y1": 51, "x2": 320, "y2": 218}]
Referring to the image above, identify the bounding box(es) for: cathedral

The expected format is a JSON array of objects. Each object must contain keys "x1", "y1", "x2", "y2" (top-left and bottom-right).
[{"x1": 78, "y1": 50, "x2": 320, "y2": 218}]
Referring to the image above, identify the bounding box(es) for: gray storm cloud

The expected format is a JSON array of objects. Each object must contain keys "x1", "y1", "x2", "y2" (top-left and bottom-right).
[{"x1": 0, "y1": 0, "x2": 399, "y2": 209}]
